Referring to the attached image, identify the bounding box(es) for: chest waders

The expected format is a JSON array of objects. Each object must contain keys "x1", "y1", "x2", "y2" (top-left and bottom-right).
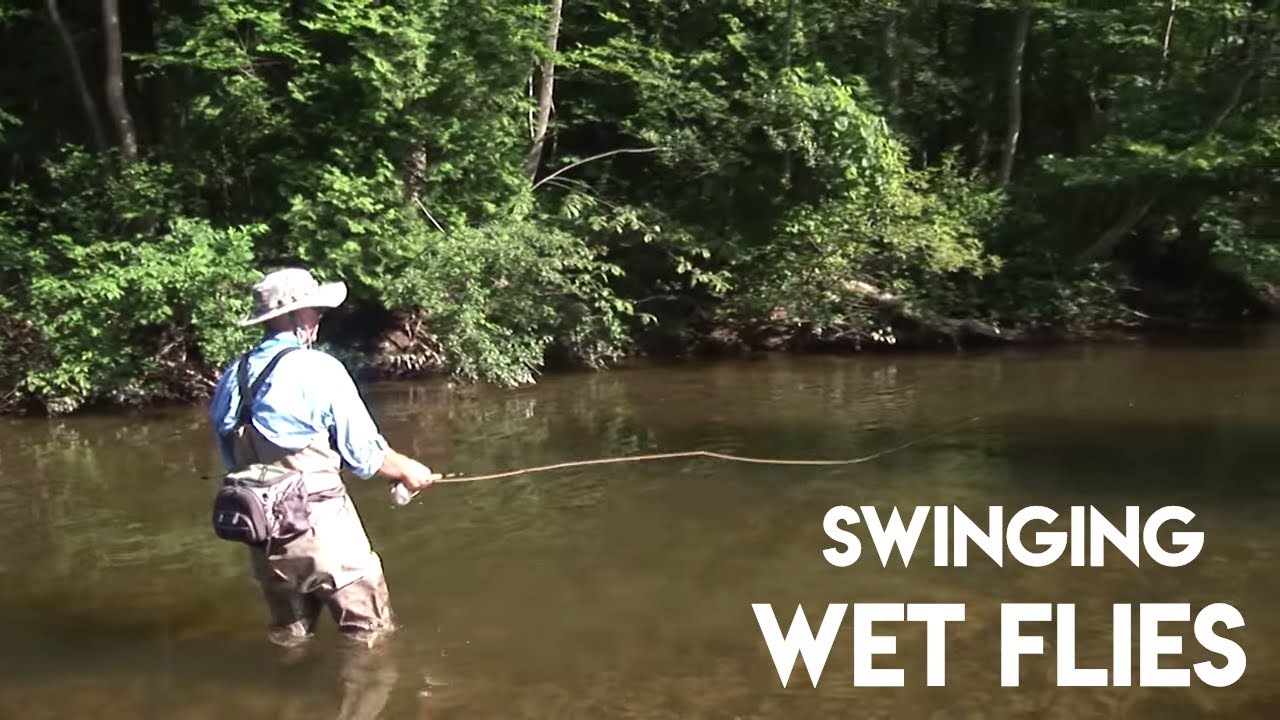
[{"x1": 213, "y1": 345, "x2": 396, "y2": 642}]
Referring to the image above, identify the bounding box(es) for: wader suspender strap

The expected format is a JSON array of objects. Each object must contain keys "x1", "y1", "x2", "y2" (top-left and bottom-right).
[
  {"x1": 212, "y1": 345, "x2": 309, "y2": 549},
  {"x1": 233, "y1": 346, "x2": 301, "y2": 432},
  {"x1": 230, "y1": 346, "x2": 345, "y2": 505}
]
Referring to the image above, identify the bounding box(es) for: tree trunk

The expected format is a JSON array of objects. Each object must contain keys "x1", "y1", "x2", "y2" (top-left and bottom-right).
[
  {"x1": 101, "y1": 0, "x2": 138, "y2": 162},
  {"x1": 1200, "y1": 0, "x2": 1275, "y2": 140},
  {"x1": 936, "y1": 1, "x2": 951, "y2": 65},
  {"x1": 1074, "y1": 198, "x2": 1157, "y2": 265},
  {"x1": 402, "y1": 145, "x2": 429, "y2": 202},
  {"x1": 966, "y1": 7, "x2": 995, "y2": 172},
  {"x1": 880, "y1": 8, "x2": 900, "y2": 115},
  {"x1": 782, "y1": 0, "x2": 798, "y2": 184},
  {"x1": 524, "y1": 0, "x2": 563, "y2": 181},
  {"x1": 45, "y1": 0, "x2": 106, "y2": 149},
  {"x1": 1157, "y1": 0, "x2": 1177, "y2": 89},
  {"x1": 782, "y1": 0, "x2": 797, "y2": 71},
  {"x1": 124, "y1": 0, "x2": 159, "y2": 147},
  {"x1": 997, "y1": 1, "x2": 1032, "y2": 187},
  {"x1": 843, "y1": 280, "x2": 1022, "y2": 346}
]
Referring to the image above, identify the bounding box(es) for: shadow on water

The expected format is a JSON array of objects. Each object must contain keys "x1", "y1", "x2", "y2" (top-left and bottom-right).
[
  {"x1": 1, "y1": 338, "x2": 1279, "y2": 717},
  {"x1": 0, "y1": 613, "x2": 409, "y2": 719},
  {"x1": 984, "y1": 414, "x2": 1280, "y2": 500}
]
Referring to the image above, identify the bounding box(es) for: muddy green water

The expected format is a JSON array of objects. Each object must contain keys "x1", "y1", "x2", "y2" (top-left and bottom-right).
[{"x1": 1, "y1": 336, "x2": 1278, "y2": 719}]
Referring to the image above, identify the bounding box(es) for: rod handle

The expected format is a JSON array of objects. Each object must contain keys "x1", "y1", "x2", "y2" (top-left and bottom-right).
[{"x1": 390, "y1": 473, "x2": 443, "y2": 506}]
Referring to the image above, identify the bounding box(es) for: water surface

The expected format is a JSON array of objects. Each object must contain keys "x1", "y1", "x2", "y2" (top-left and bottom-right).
[{"x1": 1, "y1": 335, "x2": 1277, "y2": 718}]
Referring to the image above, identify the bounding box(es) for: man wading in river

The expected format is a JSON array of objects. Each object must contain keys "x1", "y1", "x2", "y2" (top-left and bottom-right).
[{"x1": 208, "y1": 267, "x2": 438, "y2": 648}]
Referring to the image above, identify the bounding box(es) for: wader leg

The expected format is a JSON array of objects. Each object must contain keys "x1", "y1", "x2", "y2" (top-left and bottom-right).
[
  {"x1": 260, "y1": 573, "x2": 324, "y2": 647},
  {"x1": 325, "y1": 560, "x2": 396, "y2": 645}
]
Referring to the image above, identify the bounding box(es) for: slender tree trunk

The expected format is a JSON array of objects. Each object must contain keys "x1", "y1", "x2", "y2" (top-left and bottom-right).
[
  {"x1": 967, "y1": 7, "x2": 994, "y2": 172},
  {"x1": 101, "y1": 0, "x2": 138, "y2": 162},
  {"x1": 125, "y1": 0, "x2": 159, "y2": 147},
  {"x1": 524, "y1": 0, "x2": 563, "y2": 181},
  {"x1": 997, "y1": 1, "x2": 1032, "y2": 187},
  {"x1": 403, "y1": 145, "x2": 429, "y2": 202},
  {"x1": 783, "y1": 0, "x2": 797, "y2": 72},
  {"x1": 1158, "y1": 0, "x2": 1177, "y2": 89},
  {"x1": 1075, "y1": 199, "x2": 1157, "y2": 265},
  {"x1": 880, "y1": 8, "x2": 900, "y2": 115},
  {"x1": 1200, "y1": 1, "x2": 1275, "y2": 139},
  {"x1": 782, "y1": 0, "x2": 798, "y2": 185},
  {"x1": 46, "y1": 0, "x2": 106, "y2": 149},
  {"x1": 936, "y1": 1, "x2": 951, "y2": 64},
  {"x1": 526, "y1": 70, "x2": 536, "y2": 141}
]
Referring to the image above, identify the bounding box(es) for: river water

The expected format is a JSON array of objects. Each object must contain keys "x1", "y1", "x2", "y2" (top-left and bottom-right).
[{"x1": 0, "y1": 334, "x2": 1277, "y2": 718}]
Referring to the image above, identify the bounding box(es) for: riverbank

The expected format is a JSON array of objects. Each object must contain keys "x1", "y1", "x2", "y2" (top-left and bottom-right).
[
  {"x1": 2, "y1": 267, "x2": 1274, "y2": 419},
  {"x1": 275, "y1": 307, "x2": 1280, "y2": 389}
]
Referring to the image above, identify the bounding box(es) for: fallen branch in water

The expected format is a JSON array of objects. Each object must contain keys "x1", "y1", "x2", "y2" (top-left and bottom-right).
[{"x1": 842, "y1": 280, "x2": 1019, "y2": 345}]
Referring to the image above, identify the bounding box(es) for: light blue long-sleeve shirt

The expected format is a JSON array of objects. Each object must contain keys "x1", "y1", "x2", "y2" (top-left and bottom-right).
[{"x1": 208, "y1": 331, "x2": 390, "y2": 478}]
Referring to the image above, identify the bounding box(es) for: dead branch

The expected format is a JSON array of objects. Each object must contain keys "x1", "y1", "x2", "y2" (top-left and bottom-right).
[{"x1": 531, "y1": 147, "x2": 663, "y2": 191}]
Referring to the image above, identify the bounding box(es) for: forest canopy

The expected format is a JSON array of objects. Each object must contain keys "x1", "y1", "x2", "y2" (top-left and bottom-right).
[{"x1": 1, "y1": 0, "x2": 1277, "y2": 413}]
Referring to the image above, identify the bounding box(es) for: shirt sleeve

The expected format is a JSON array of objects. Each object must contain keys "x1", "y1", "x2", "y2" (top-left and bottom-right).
[
  {"x1": 319, "y1": 353, "x2": 391, "y2": 479},
  {"x1": 207, "y1": 359, "x2": 240, "y2": 471}
]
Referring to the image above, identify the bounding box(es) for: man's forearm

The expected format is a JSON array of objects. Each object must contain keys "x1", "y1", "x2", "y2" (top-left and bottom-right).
[
  {"x1": 377, "y1": 448, "x2": 413, "y2": 482},
  {"x1": 377, "y1": 448, "x2": 436, "y2": 490}
]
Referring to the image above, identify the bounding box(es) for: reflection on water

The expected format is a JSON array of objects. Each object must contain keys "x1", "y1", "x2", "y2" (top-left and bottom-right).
[{"x1": 1, "y1": 338, "x2": 1278, "y2": 718}]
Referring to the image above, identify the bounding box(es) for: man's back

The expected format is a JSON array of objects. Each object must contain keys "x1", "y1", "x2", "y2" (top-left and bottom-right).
[{"x1": 208, "y1": 331, "x2": 389, "y2": 480}]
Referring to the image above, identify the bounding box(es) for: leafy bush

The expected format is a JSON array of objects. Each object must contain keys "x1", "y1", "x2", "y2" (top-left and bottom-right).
[
  {"x1": 1, "y1": 149, "x2": 260, "y2": 413},
  {"x1": 282, "y1": 160, "x2": 634, "y2": 385}
]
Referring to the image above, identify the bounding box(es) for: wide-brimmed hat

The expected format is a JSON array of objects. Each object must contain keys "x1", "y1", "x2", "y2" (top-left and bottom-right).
[{"x1": 238, "y1": 267, "x2": 348, "y2": 326}]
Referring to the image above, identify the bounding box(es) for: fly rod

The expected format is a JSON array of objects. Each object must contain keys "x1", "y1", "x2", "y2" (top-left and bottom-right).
[{"x1": 390, "y1": 415, "x2": 981, "y2": 505}]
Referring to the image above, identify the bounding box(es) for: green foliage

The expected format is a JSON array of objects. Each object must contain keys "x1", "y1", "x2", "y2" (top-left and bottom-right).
[
  {"x1": 1, "y1": 149, "x2": 260, "y2": 412},
  {"x1": 385, "y1": 216, "x2": 633, "y2": 386},
  {"x1": 727, "y1": 79, "x2": 1006, "y2": 329},
  {"x1": 563, "y1": 10, "x2": 1007, "y2": 340},
  {"x1": 0, "y1": 0, "x2": 1277, "y2": 412},
  {"x1": 282, "y1": 160, "x2": 635, "y2": 385},
  {"x1": 282, "y1": 159, "x2": 415, "y2": 296},
  {"x1": 1204, "y1": 191, "x2": 1280, "y2": 290},
  {"x1": 21, "y1": 218, "x2": 261, "y2": 411},
  {"x1": 975, "y1": 258, "x2": 1130, "y2": 333}
]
